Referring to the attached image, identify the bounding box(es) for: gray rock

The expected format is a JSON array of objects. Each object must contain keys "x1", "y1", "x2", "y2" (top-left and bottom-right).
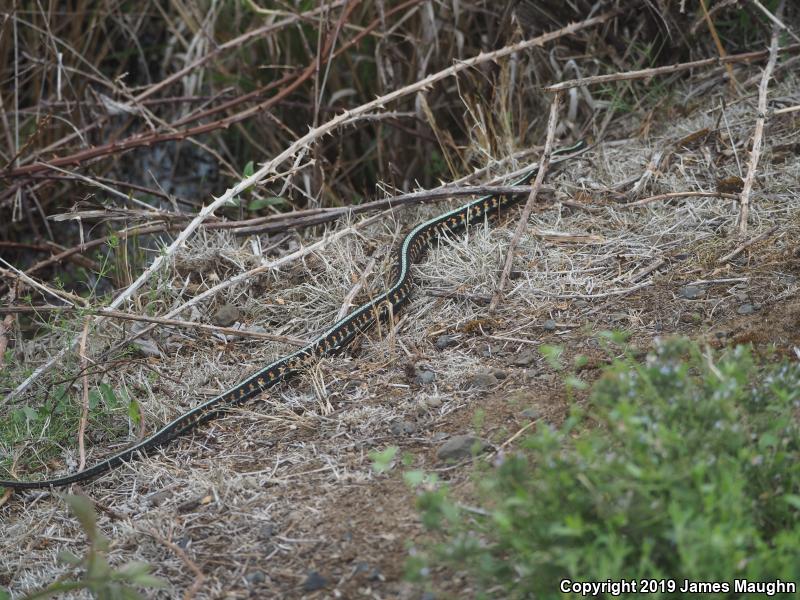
[
  {"x1": 680, "y1": 285, "x2": 702, "y2": 300},
  {"x1": 213, "y1": 303, "x2": 240, "y2": 327},
  {"x1": 436, "y1": 435, "x2": 491, "y2": 461},
  {"x1": 414, "y1": 369, "x2": 436, "y2": 385},
  {"x1": 303, "y1": 571, "x2": 327, "y2": 592},
  {"x1": 390, "y1": 420, "x2": 417, "y2": 435},
  {"x1": 510, "y1": 349, "x2": 537, "y2": 367},
  {"x1": 542, "y1": 319, "x2": 557, "y2": 331},
  {"x1": 435, "y1": 335, "x2": 457, "y2": 350},
  {"x1": 521, "y1": 408, "x2": 539, "y2": 419},
  {"x1": 466, "y1": 371, "x2": 498, "y2": 390},
  {"x1": 246, "y1": 570, "x2": 266, "y2": 585},
  {"x1": 737, "y1": 303, "x2": 755, "y2": 315}
]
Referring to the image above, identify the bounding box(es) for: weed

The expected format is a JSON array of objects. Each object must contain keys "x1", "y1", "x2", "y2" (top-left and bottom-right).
[{"x1": 407, "y1": 338, "x2": 800, "y2": 598}]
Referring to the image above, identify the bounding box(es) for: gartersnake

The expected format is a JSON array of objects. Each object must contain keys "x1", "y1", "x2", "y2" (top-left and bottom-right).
[{"x1": 0, "y1": 140, "x2": 586, "y2": 490}]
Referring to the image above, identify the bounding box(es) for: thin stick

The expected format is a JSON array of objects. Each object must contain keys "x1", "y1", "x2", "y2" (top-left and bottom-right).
[
  {"x1": 490, "y1": 91, "x2": 562, "y2": 312},
  {"x1": 0, "y1": 306, "x2": 308, "y2": 346},
  {"x1": 544, "y1": 42, "x2": 800, "y2": 92},
  {"x1": 749, "y1": 0, "x2": 800, "y2": 44},
  {"x1": 5, "y1": 13, "x2": 612, "y2": 402},
  {"x1": 717, "y1": 224, "x2": 779, "y2": 264},
  {"x1": 0, "y1": 285, "x2": 15, "y2": 370},
  {"x1": 336, "y1": 257, "x2": 376, "y2": 321},
  {"x1": 77, "y1": 318, "x2": 91, "y2": 471},
  {"x1": 623, "y1": 190, "x2": 739, "y2": 207},
  {"x1": 699, "y1": 0, "x2": 737, "y2": 89},
  {"x1": 738, "y1": 1, "x2": 782, "y2": 236},
  {"x1": 142, "y1": 528, "x2": 205, "y2": 600}
]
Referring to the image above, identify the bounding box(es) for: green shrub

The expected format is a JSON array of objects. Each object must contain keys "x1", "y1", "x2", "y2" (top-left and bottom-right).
[{"x1": 408, "y1": 339, "x2": 800, "y2": 598}]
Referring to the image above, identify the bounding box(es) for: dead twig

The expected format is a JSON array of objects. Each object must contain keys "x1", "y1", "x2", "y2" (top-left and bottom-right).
[
  {"x1": 141, "y1": 528, "x2": 205, "y2": 600},
  {"x1": 738, "y1": 0, "x2": 783, "y2": 236},
  {"x1": 544, "y1": 43, "x2": 800, "y2": 92},
  {"x1": 717, "y1": 224, "x2": 780, "y2": 264},
  {"x1": 623, "y1": 190, "x2": 740, "y2": 207},
  {"x1": 0, "y1": 306, "x2": 308, "y2": 346},
  {"x1": 77, "y1": 317, "x2": 91, "y2": 471},
  {"x1": 490, "y1": 91, "x2": 562, "y2": 312}
]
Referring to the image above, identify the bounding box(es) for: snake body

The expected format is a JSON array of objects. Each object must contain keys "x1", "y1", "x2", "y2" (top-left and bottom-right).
[{"x1": 0, "y1": 140, "x2": 585, "y2": 490}]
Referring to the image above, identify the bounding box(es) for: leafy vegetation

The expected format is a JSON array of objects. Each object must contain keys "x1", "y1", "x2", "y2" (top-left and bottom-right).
[{"x1": 407, "y1": 338, "x2": 800, "y2": 598}]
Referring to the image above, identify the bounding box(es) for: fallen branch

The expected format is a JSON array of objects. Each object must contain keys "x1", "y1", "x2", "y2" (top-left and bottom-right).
[
  {"x1": 544, "y1": 42, "x2": 800, "y2": 92},
  {"x1": 0, "y1": 305, "x2": 309, "y2": 346},
  {"x1": 716, "y1": 224, "x2": 780, "y2": 264},
  {"x1": 490, "y1": 91, "x2": 562, "y2": 312},
  {"x1": 738, "y1": 0, "x2": 783, "y2": 236}
]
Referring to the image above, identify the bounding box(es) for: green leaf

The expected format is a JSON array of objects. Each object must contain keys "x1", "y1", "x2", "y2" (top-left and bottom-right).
[
  {"x1": 22, "y1": 405, "x2": 38, "y2": 422},
  {"x1": 247, "y1": 196, "x2": 285, "y2": 211},
  {"x1": 99, "y1": 383, "x2": 118, "y2": 408},
  {"x1": 370, "y1": 446, "x2": 398, "y2": 473},
  {"x1": 784, "y1": 494, "x2": 800, "y2": 510},
  {"x1": 0, "y1": 589, "x2": 11, "y2": 600},
  {"x1": 117, "y1": 561, "x2": 151, "y2": 577},
  {"x1": 538, "y1": 344, "x2": 564, "y2": 370},
  {"x1": 128, "y1": 398, "x2": 141, "y2": 426},
  {"x1": 242, "y1": 160, "x2": 255, "y2": 178},
  {"x1": 129, "y1": 573, "x2": 168, "y2": 588},
  {"x1": 57, "y1": 549, "x2": 82, "y2": 565},
  {"x1": 403, "y1": 470, "x2": 426, "y2": 487},
  {"x1": 88, "y1": 390, "x2": 101, "y2": 410},
  {"x1": 63, "y1": 494, "x2": 97, "y2": 542}
]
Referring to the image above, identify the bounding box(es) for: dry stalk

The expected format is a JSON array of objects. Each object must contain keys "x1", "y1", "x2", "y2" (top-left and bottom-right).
[
  {"x1": 623, "y1": 190, "x2": 740, "y2": 207},
  {"x1": 545, "y1": 42, "x2": 800, "y2": 92},
  {"x1": 141, "y1": 528, "x2": 206, "y2": 600},
  {"x1": 77, "y1": 317, "x2": 91, "y2": 471},
  {"x1": 738, "y1": 1, "x2": 783, "y2": 236},
  {"x1": 749, "y1": 0, "x2": 800, "y2": 44},
  {"x1": 717, "y1": 224, "x2": 780, "y2": 264},
  {"x1": 0, "y1": 306, "x2": 309, "y2": 346},
  {"x1": 490, "y1": 91, "x2": 562, "y2": 312},
  {"x1": 699, "y1": 0, "x2": 737, "y2": 89}
]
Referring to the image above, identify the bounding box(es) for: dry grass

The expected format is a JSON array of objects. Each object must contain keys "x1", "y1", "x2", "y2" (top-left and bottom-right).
[{"x1": 2, "y1": 1, "x2": 800, "y2": 598}]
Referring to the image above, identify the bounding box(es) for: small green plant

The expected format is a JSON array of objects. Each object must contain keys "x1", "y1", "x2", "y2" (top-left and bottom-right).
[
  {"x1": 0, "y1": 382, "x2": 130, "y2": 487},
  {"x1": 3, "y1": 495, "x2": 166, "y2": 599},
  {"x1": 408, "y1": 338, "x2": 800, "y2": 598}
]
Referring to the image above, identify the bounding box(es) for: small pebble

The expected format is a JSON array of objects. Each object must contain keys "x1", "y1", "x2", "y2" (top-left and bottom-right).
[
  {"x1": 435, "y1": 335, "x2": 457, "y2": 350},
  {"x1": 425, "y1": 396, "x2": 442, "y2": 408},
  {"x1": 542, "y1": 319, "x2": 557, "y2": 332},
  {"x1": 465, "y1": 371, "x2": 498, "y2": 390},
  {"x1": 510, "y1": 350, "x2": 537, "y2": 367},
  {"x1": 246, "y1": 570, "x2": 266, "y2": 585},
  {"x1": 414, "y1": 369, "x2": 436, "y2": 385},
  {"x1": 737, "y1": 303, "x2": 755, "y2": 315},
  {"x1": 303, "y1": 571, "x2": 328, "y2": 592},
  {"x1": 213, "y1": 303, "x2": 240, "y2": 327},
  {"x1": 390, "y1": 420, "x2": 417, "y2": 435},
  {"x1": 680, "y1": 285, "x2": 702, "y2": 300},
  {"x1": 521, "y1": 407, "x2": 539, "y2": 419},
  {"x1": 436, "y1": 435, "x2": 491, "y2": 461}
]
